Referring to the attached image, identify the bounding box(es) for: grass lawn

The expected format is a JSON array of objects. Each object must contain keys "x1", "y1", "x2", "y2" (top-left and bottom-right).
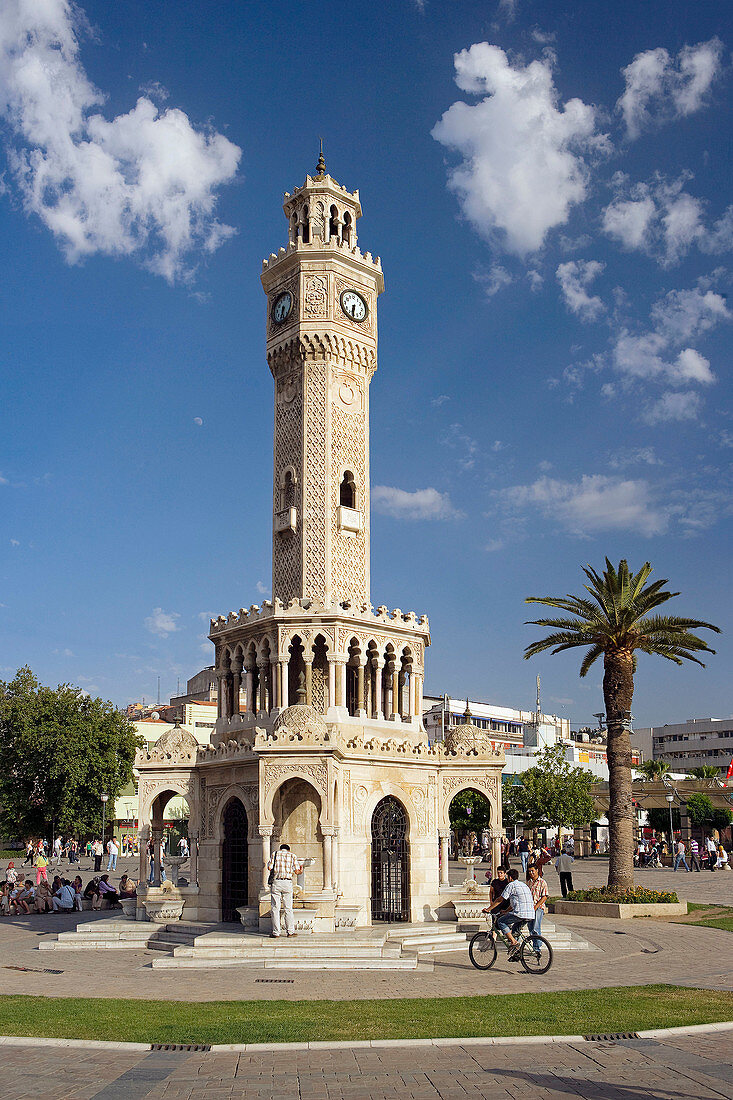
[
  {"x1": 0, "y1": 986, "x2": 731, "y2": 1045},
  {"x1": 674, "y1": 904, "x2": 733, "y2": 933}
]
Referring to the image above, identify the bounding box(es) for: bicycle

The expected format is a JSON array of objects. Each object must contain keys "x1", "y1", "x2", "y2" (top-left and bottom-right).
[{"x1": 468, "y1": 912, "x2": 553, "y2": 974}]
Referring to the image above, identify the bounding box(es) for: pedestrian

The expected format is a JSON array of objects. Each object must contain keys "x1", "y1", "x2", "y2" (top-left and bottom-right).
[
  {"x1": 527, "y1": 864, "x2": 548, "y2": 946},
  {"x1": 705, "y1": 835, "x2": 717, "y2": 871},
  {"x1": 518, "y1": 837, "x2": 530, "y2": 875},
  {"x1": 689, "y1": 837, "x2": 702, "y2": 872},
  {"x1": 92, "y1": 838, "x2": 103, "y2": 873},
  {"x1": 556, "y1": 847, "x2": 575, "y2": 897},
  {"x1": 267, "y1": 843, "x2": 303, "y2": 938},
  {"x1": 22, "y1": 841, "x2": 34, "y2": 866},
  {"x1": 673, "y1": 838, "x2": 690, "y2": 872},
  {"x1": 35, "y1": 850, "x2": 49, "y2": 885},
  {"x1": 5, "y1": 861, "x2": 18, "y2": 888},
  {"x1": 53, "y1": 836, "x2": 63, "y2": 866},
  {"x1": 106, "y1": 836, "x2": 119, "y2": 872}
]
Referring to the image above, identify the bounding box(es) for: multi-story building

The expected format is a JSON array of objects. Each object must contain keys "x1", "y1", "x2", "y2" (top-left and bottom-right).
[
  {"x1": 633, "y1": 718, "x2": 733, "y2": 777},
  {"x1": 422, "y1": 695, "x2": 569, "y2": 750}
]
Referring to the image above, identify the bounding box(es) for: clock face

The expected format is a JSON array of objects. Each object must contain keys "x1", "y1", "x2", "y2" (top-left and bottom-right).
[
  {"x1": 340, "y1": 289, "x2": 368, "y2": 323},
  {"x1": 272, "y1": 290, "x2": 293, "y2": 324}
]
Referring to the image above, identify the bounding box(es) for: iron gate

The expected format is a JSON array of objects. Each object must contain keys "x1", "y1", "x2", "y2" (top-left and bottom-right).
[
  {"x1": 371, "y1": 796, "x2": 410, "y2": 922},
  {"x1": 221, "y1": 798, "x2": 248, "y2": 922}
]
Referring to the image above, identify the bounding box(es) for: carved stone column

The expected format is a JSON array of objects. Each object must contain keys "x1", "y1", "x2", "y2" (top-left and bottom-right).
[
  {"x1": 138, "y1": 824, "x2": 150, "y2": 885},
  {"x1": 413, "y1": 671, "x2": 423, "y2": 720},
  {"x1": 439, "y1": 829, "x2": 451, "y2": 888},
  {"x1": 189, "y1": 833, "x2": 198, "y2": 886},
  {"x1": 245, "y1": 667, "x2": 255, "y2": 713},
  {"x1": 357, "y1": 661, "x2": 366, "y2": 716},
  {"x1": 259, "y1": 825, "x2": 274, "y2": 890},
  {"x1": 279, "y1": 658, "x2": 289, "y2": 708},
  {"x1": 334, "y1": 657, "x2": 346, "y2": 707},
  {"x1": 152, "y1": 826, "x2": 163, "y2": 886},
  {"x1": 333, "y1": 827, "x2": 340, "y2": 895},
  {"x1": 231, "y1": 657, "x2": 243, "y2": 717},
  {"x1": 321, "y1": 826, "x2": 335, "y2": 891},
  {"x1": 328, "y1": 658, "x2": 336, "y2": 709},
  {"x1": 490, "y1": 827, "x2": 503, "y2": 874},
  {"x1": 391, "y1": 668, "x2": 399, "y2": 721},
  {"x1": 373, "y1": 661, "x2": 383, "y2": 719},
  {"x1": 258, "y1": 662, "x2": 269, "y2": 715},
  {"x1": 216, "y1": 672, "x2": 225, "y2": 718},
  {"x1": 303, "y1": 657, "x2": 313, "y2": 707}
]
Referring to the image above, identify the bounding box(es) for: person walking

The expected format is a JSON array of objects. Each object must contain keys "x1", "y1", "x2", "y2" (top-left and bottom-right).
[
  {"x1": 689, "y1": 837, "x2": 702, "y2": 872},
  {"x1": 106, "y1": 837, "x2": 119, "y2": 872},
  {"x1": 92, "y1": 838, "x2": 103, "y2": 873},
  {"x1": 22, "y1": 841, "x2": 34, "y2": 866},
  {"x1": 53, "y1": 836, "x2": 63, "y2": 867},
  {"x1": 518, "y1": 837, "x2": 530, "y2": 875},
  {"x1": 527, "y1": 864, "x2": 549, "y2": 947},
  {"x1": 35, "y1": 849, "x2": 49, "y2": 885},
  {"x1": 705, "y1": 835, "x2": 717, "y2": 871},
  {"x1": 267, "y1": 843, "x2": 303, "y2": 938},
  {"x1": 673, "y1": 838, "x2": 690, "y2": 872},
  {"x1": 555, "y1": 847, "x2": 575, "y2": 897}
]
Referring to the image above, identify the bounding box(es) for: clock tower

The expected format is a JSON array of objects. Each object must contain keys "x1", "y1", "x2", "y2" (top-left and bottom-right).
[{"x1": 261, "y1": 151, "x2": 384, "y2": 608}]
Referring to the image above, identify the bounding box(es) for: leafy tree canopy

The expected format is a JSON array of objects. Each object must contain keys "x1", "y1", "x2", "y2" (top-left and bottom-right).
[
  {"x1": 0, "y1": 666, "x2": 141, "y2": 841},
  {"x1": 687, "y1": 766, "x2": 722, "y2": 779},
  {"x1": 502, "y1": 744, "x2": 597, "y2": 831},
  {"x1": 449, "y1": 789, "x2": 492, "y2": 834},
  {"x1": 636, "y1": 760, "x2": 670, "y2": 781},
  {"x1": 685, "y1": 792, "x2": 733, "y2": 831}
]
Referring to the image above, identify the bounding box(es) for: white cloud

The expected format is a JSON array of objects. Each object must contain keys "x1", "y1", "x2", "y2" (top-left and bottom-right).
[
  {"x1": 145, "y1": 607, "x2": 180, "y2": 637},
  {"x1": 602, "y1": 173, "x2": 728, "y2": 266},
  {"x1": 10, "y1": 538, "x2": 20, "y2": 547},
  {"x1": 474, "y1": 262, "x2": 514, "y2": 297},
  {"x1": 52, "y1": 647, "x2": 74, "y2": 657},
  {"x1": 527, "y1": 269, "x2": 543, "y2": 292},
  {"x1": 618, "y1": 39, "x2": 723, "y2": 140},
  {"x1": 556, "y1": 259, "x2": 605, "y2": 321},
  {"x1": 255, "y1": 580, "x2": 269, "y2": 596},
  {"x1": 432, "y1": 43, "x2": 608, "y2": 256},
  {"x1": 494, "y1": 474, "x2": 669, "y2": 536},
  {"x1": 643, "y1": 390, "x2": 702, "y2": 425},
  {"x1": 372, "y1": 486, "x2": 463, "y2": 520},
  {"x1": 431, "y1": 394, "x2": 450, "y2": 407},
  {"x1": 608, "y1": 447, "x2": 663, "y2": 469},
  {"x1": 0, "y1": 0, "x2": 241, "y2": 283},
  {"x1": 610, "y1": 281, "x2": 729, "y2": 414},
  {"x1": 484, "y1": 538, "x2": 504, "y2": 552}
]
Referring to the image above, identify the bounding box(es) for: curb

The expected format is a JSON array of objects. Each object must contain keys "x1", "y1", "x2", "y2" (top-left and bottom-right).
[{"x1": 1, "y1": 1021, "x2": 732, "y2": 1052}]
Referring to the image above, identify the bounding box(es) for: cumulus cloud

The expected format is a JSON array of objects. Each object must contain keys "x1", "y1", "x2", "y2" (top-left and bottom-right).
[
  {"x1": 372, "y1": 486, "x2": 463, "y2": 520},
  {"x1": 602, "y1": 173, "x2": 731, "y2": 265},
  {"x1": 494, "y1": 474, "x2": 669, "y2": 536},
  {"x1": 618, "y1": 39, "x2": 724, "y2": 139},
  {"x1": 432, "y1": 43, "x2": 608, "y2": 256},
  {"x1": 0, "y1": 0, "x2": 241, "y2": 282},
  {"x1": 255, "y1": 580, "x2": 269, "y2": 596},
  {"x1": 556, "y1": 259, "x2": 605, "y2": 321},
  {"x1": 145, "y1": 607, "x2": 180, "y2": 637},
  {"x1": 610, "y1": 281, "x2": 730, "y2": 416},
  {"x1": 474, "y1": 262, "x2": 514, "y2": 297}
]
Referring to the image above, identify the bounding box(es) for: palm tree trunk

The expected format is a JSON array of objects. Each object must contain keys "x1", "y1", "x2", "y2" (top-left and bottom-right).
[{"x1": 603, "y1": 649, "x2": 635, "y2": 890}]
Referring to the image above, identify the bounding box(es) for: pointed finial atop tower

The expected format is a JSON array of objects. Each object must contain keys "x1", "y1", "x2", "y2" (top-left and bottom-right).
[
  {"x1": 463, "y1": 698, "x2": 472, "y2": 723},
  {"x1": 315, "y1": 137, "x2": 326, "y2": 177}
]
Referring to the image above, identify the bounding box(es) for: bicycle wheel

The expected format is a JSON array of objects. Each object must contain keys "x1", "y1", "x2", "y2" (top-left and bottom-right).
[
  {"x1": 469, "y1": 931, "x2": 498, "y2": 970},
  {"x1": 520, "y1": 935, "x2": 553, "y2": 974}
]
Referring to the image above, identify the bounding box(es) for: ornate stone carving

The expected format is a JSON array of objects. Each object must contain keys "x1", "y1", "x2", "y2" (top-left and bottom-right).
[
  {"x1": 145, "y1": 721, "x2": 199, "y2": 764},
  {"x1": 263, "y1": 763, "x2": 328, "y2": 797},
  {"x1": 205, "y1": 785, "x2": 229, "y2": 838},
  {"x1": 303, "y1": 274, "x2": 328, "y2": 317},
  {"x1": 272, "y1": 704, "x2": 328, "y2": 741},
  {"x1": 443, "y1": 721, "x2": 496, "y2": 757}
]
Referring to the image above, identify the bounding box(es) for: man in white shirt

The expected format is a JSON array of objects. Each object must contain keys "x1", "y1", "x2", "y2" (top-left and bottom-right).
[
  {"x1": 555, "y1": 848, "x2": 575, "y2": 897},
  {"x1": 106, "y1": 837, "x2": 119, "y2": 872},
  {"x1": 267, "y1": 844, "x2": 303, "y2": 938},
  {"x1": 484, "y1": 869, "x2": 535, "y2": 958}
]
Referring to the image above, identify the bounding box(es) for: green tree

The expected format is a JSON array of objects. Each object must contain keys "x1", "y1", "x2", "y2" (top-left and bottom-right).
[
  {"x1": 449, "y1": 789, "x2": 493, "y2": 837},
  {"x1": 502, "y1": 744, "x2": 597, "y2": 836},
  {"x1": 524, "y1": 559, "x2": 719, "y2": 890},
  {"x1": 636, "y1": 760, "x2": 670, "y2": 781},
  {"x1": 687, "y1": 766, "x2": 722, "y2": 780},
  {"x1": 686, "y1": 793, "x2": 716, "y2": 827},
  {"x1": 0, "y1": 666, "x2": 141, "y2": 841}
]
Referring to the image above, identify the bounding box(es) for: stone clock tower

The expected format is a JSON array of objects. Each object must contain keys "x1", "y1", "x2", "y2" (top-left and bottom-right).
[
  {"x1": 133, "y1": 157, "x2": 505, "y2": 933},
  {"x1": 261, "y1": 150, "x2": 384, "y2": 607}
]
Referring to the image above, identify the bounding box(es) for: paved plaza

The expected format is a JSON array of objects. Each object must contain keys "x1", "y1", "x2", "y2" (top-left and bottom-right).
[{"x1": 1, "y1": 1032, "x2": 733, "y2": 1099}]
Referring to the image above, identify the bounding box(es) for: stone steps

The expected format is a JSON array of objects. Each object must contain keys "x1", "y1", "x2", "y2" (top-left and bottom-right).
[{"x1": 151, "y1": 954, "x2": 426, "y2": 971}]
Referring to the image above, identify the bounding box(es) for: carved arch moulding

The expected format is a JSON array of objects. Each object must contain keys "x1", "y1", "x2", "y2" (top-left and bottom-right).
[{"x1": 440, "y1": 774, "x2": 499, "y2": 817}]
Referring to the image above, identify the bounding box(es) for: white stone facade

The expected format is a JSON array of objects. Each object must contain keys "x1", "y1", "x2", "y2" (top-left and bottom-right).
[{"x1": 134, "y1": 159, "x2": 504, "y2": 929}]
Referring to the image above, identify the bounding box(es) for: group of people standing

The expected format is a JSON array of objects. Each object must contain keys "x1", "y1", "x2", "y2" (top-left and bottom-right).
[{"x1": 636, "y1": 834, "x2": 730, "y2": 871}]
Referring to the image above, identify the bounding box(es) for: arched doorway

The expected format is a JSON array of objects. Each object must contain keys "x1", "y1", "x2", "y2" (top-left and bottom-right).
[
  {"x1": 449, "y1": 788, "x2": 492, "y2": 859},
  {"x1": 221, "y1": 798, "x2": 249, "y2": 921},
  {"x1": 371, "y1": 796, "x2": 410, "y2": 922}
]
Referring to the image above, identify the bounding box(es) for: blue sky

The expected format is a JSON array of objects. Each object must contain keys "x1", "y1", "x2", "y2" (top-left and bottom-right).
[{"x1": 1, "y1": 0, "x2": 731, "y2": 729}]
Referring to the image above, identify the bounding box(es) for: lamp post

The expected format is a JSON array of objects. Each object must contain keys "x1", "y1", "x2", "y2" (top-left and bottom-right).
[
  {"x1": 101, "y1": 792, "x2": 109, "y2": 844},
  {"x1": 665, "y1": 792, "x2": 675, "y2": 853}
]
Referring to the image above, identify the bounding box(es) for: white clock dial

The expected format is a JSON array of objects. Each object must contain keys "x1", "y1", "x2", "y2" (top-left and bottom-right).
[
  {"x1": 340, "y1": 289, "x2": 368, "y2": 323},
  {"x1": 272, "y1": 290, "x2": 293, "y2": 324}
]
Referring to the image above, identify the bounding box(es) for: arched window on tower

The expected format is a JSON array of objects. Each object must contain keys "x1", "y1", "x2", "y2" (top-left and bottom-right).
[
  {"x1": 281, "y1": 468, "x2": 296, "y2": 510},
  {"x1": 275, "y1": 467, "x2": 297, "y2": 533},
  {"x1": 342, "y1": 212, "x2": 352, "y2": 247},
  {"x1": 339, "y1": 470, "x2": 356, "y2": 509},
  {"x1": 329, "y1": 205, "x2": 340, "y2": 242},
  {"x1": 301, "y1": 205, "x2": 310, "y2": 244}
]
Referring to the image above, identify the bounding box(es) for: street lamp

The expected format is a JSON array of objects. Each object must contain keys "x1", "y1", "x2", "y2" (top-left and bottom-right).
[
  {"x1": 101, "y1": 792, "x2": 109, "y2": 843},
  {"x1": 665, "y1": 792, "x2": 675, "y2": 851}
]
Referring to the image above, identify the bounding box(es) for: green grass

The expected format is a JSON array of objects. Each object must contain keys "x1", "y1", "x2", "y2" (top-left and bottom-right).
[
  {"x1": 0, "y1": 986, "x2": 731, "y2": 1045},
  {"x1": 673, "y1": 903, "x2": 733, "y2": 933}
]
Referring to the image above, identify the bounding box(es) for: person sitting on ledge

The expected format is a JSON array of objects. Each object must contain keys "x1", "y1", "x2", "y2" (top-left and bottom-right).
[
  {"x1": 84, "y1": 877, "x2": 101, "y2": 910},
  {"x1": 98, "y1": 874, "x2": 122, "y2": 909},
  {"x1": 118, "y1": 874, "x2": 137, "y2": 898}
]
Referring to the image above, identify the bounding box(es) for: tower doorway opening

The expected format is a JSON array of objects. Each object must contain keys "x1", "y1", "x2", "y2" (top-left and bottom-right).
[
  {"x1": 221, "y1": 797, "x2": 249, "y2": 921},
  {"x1": 371, "y1": 796, "x2": 410, "y2": 922}
]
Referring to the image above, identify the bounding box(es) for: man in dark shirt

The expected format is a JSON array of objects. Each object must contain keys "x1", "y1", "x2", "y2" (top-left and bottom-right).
[{"x1": 489, "y1": 866, "x2": 510, "y2": 913}]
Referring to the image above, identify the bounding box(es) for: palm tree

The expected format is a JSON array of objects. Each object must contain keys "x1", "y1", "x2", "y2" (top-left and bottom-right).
[
  {"x1": 636, "y1": 760, "x2": 670, "y2": 782},
  {"x1": 687, "y1": 765, "x2": 721, "y2": 780},
  {"x1": 524, "y1": 559, "x2": 719, "y2": 890}
]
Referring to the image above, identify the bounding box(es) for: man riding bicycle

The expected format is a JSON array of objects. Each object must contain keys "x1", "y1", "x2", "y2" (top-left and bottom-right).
[{"x1": 483, "y1": 868, "x2": 535, "y2": 960}]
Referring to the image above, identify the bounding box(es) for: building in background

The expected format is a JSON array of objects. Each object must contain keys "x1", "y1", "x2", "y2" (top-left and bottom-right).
[
  {"x1": 423, "y1": 693, "x2": 570, "y2": 750},
  {"x1": 633, "y1": 717, "x2": 733, "y2": 777}
]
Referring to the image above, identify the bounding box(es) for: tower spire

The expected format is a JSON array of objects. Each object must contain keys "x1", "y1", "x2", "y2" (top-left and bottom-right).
[{"x1": 315, "y1": 137, "x2": 326, "y2": 177}]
